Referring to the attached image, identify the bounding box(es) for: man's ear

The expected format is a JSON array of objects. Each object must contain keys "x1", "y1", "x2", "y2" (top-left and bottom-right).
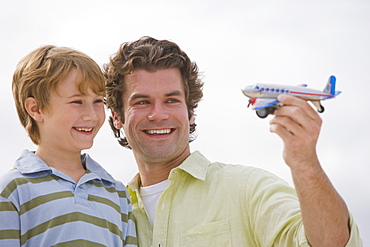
[
  {"x1": 24, "y1": 97, "x2": 44, "y2": 122},
  {"x1": 111, "y1": 110, "x2": 123, "y2": 129},
  {"x1": 189, "y1": 110, "x2": 195, "y2": 125}
]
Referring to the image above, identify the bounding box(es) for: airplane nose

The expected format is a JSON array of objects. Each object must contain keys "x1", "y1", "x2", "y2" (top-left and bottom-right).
[{"x1": 241, "y1": 85, "x2": 255, "y2": 96}]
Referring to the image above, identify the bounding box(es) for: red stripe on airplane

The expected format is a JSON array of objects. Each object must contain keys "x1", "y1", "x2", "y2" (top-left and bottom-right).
[{"x1": 289, "y1": 91, "x2": 333, "y2": 97}]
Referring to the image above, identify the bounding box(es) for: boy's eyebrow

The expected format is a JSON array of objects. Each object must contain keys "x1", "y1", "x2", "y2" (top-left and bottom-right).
[
  {"x1": 67, "y1": 93, "x2": 83, "y2": 98},
  {"x1": 66, "y1": 93, "x2": 100, "y2": 98}
]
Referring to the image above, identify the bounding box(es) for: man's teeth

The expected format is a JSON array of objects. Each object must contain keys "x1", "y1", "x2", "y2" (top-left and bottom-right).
[
  {"x1": 146, "y1": 129, "x2": 171, "y2": 135},
  {"x1": 76, "y1": 127, "x2": 93, "y2": 132}
]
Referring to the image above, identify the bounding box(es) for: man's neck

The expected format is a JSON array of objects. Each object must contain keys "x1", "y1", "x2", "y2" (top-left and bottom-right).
[{"x1": 135, "y1": 153, "x2": 190, "y2": 187}]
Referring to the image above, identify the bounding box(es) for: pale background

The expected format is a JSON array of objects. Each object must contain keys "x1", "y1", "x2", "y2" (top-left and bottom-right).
[{"x1": 1, "y1": 0, "x2": 369, "y2": 244}]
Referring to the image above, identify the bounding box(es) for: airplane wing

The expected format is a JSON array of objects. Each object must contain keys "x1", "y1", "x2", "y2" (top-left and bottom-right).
[{"x1": 251, "y1": 98, "x2": 280, "y2": 110}]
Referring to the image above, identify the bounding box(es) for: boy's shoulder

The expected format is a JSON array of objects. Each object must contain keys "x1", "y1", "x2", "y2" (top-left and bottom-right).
[
  {"x1": 0, "y1": 168, "x2": 23, "y2": 190},
  {"x1": 0, "y1": 150, "x2": 52, "y2": 190}
]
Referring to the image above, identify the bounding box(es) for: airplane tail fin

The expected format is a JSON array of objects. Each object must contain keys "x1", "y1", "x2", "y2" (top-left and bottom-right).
[{"x1": 323, "y1": 75, "x2": 341, "y2": 97}]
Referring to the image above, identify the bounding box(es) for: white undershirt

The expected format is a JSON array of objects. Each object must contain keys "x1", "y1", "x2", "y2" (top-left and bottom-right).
[{"x1": 140, "y1": 180, "x2": 170, "y2": 225}]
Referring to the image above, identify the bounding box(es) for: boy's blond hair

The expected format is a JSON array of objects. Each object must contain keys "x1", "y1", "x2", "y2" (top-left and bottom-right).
[{"x1": 12, "y1": 45, "x2": 105, "y2": 145}]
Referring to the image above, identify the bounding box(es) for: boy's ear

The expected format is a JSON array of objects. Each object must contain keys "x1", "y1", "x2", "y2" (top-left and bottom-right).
[
  {"x1": 111, "y1": 110, "x2": 123, "y2": 129},
  {"x1": 25, "y1": 97, "x2": 44, "y2": 122}
]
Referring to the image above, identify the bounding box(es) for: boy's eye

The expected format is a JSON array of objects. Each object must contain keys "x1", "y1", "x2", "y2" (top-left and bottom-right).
[
  {"x1": 71, "y1": 100, "x2": 82, "y2": 104},
  {"x1": 94, "y1": 99, "x2": 104, "y2": 104}
]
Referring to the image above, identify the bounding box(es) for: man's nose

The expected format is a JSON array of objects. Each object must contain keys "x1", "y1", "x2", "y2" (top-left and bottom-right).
[{"x1": 147, "y1": 101, "x2": 169, "y2": 121}]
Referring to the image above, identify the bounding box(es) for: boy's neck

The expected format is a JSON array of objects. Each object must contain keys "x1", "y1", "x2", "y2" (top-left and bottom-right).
[{"x1": 35, "y1": 147, "x2": 86, "y2": 182}]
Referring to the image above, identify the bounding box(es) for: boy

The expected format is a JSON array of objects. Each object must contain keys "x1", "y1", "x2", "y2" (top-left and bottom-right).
[{"x1": 0, "y1": 45, "x2": 137, "y2": 246}]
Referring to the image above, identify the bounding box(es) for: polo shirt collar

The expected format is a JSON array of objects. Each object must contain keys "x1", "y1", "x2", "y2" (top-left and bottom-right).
[
  {"x1": 14, "y1": 149, "x2": 115, "y2": 184},
  {"x1": 82, "y1": 153, "x2": 116, "y2": 184},
  {"x1": 15, "y1": 150, "x2": 51, "y2": 174}
]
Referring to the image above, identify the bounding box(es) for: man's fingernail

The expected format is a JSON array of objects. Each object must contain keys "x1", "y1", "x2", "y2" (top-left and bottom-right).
[{"x1": 278, "y1": 94, "x2": 285, "y2": 101}]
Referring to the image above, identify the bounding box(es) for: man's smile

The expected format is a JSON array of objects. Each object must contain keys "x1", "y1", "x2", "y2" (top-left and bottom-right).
[{"x1": 145, "y1": 128, "x2": 174, "y2": 135}]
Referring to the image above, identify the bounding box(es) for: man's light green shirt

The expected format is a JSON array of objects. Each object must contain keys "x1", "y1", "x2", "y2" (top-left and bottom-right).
[{"x1": 127, "y1": 151, "x2": 362, "y2": 247}]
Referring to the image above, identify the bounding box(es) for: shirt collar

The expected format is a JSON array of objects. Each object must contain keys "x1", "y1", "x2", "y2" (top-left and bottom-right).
[
  {"x1": 15, "y1": 150, "x2": 51, "y2": 174},
  {"x1": 15, "y1": 149, "x2": 116, "y2": 184},
  {"x1": 128, "y1": 150, "x2": 211, "y2": 190},
  {"x1": 82, "y1": 153, "x2": 116, "y2": 184},
  {"x1": 175, "y1": 150, "x2": 210, "y2": 181},
  {"x1": 128, "y1": 173, "x2": 141, "y2": 191}
]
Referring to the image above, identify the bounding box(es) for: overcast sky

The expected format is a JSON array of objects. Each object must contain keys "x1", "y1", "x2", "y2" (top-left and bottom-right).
[{"x1": 1, "y1": 0, "x2": 369, "y2": 244}]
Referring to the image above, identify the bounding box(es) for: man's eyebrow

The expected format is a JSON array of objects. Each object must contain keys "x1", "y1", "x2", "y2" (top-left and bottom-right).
[
  {"x1": 130, "y1": 93, "x2": 149, "y2": 100},
  {"x1": 165, "y1": 90, "x2": 183, "y2": 97},
  {"x1": 130, "y1": 90, "x2": 183, "y2": 100}
]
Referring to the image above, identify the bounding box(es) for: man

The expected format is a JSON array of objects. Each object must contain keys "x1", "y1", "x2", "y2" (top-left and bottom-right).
[{"x1": 104, "y1": 36, "x2": 362, "y2": 246}]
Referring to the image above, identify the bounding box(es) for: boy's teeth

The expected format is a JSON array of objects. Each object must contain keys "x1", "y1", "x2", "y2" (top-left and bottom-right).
[
  {"x1": 76, "y1": 128, "x2": 92, "y2": 132},
  {"x1": 147, "y1": 129, "x2": 171, "y2": 135}
]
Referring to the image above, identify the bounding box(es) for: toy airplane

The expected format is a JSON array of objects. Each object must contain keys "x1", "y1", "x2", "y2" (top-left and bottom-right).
[{"x1": 241, "y1": 75, "x2": 341, "y2": 118}]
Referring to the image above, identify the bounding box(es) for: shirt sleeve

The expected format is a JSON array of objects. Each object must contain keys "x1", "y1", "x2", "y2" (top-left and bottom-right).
[
  {"x1": 0, "y1": 196, "x2": 21, "y2": 246},
  {"x1": 119, "y1": 185, "x2": 138, "y2": 247},
  {"x1": 245, "y1": 168, "x2": 308, "y2": 246},
  {"x1": 245, "y1": 168, "x2": 363, "y2": 246},
  {"x1": 345, "y1": 213, "x2": 363, "y2": 246}
]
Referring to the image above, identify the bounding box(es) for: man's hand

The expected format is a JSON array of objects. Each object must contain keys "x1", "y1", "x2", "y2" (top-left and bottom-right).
[
  {"x1": 269, "y1": 94, "x2": 350, "y2": 246},
  {"x1": 269, "y1": 94, "x2": 322, "y2": 171}
]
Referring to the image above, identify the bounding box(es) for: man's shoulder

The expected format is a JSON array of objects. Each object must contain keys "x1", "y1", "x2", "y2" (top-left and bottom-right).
[
  {"x1": 209, "y1": 161, "x2": 262, "y2": 177},
  {"x1": 207, "y1": 161, "x2": 284, "y2": 187},
  {"x1": 188, "y1": 151, "x2": 276, "y2": 184}
]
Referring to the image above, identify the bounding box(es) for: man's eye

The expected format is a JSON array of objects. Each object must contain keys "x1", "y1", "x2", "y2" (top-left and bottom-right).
[
  {"x1": 135, "y1": 100, "x2": 149, "y2": 105},
  {"x1": 167, "y1": 98, "x2": 180, "y2": 103}
]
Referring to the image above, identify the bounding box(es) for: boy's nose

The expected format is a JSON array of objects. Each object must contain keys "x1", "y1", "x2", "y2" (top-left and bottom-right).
[{"x1": 82, "y1": 105, "x2": 100, "y2": 122}]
